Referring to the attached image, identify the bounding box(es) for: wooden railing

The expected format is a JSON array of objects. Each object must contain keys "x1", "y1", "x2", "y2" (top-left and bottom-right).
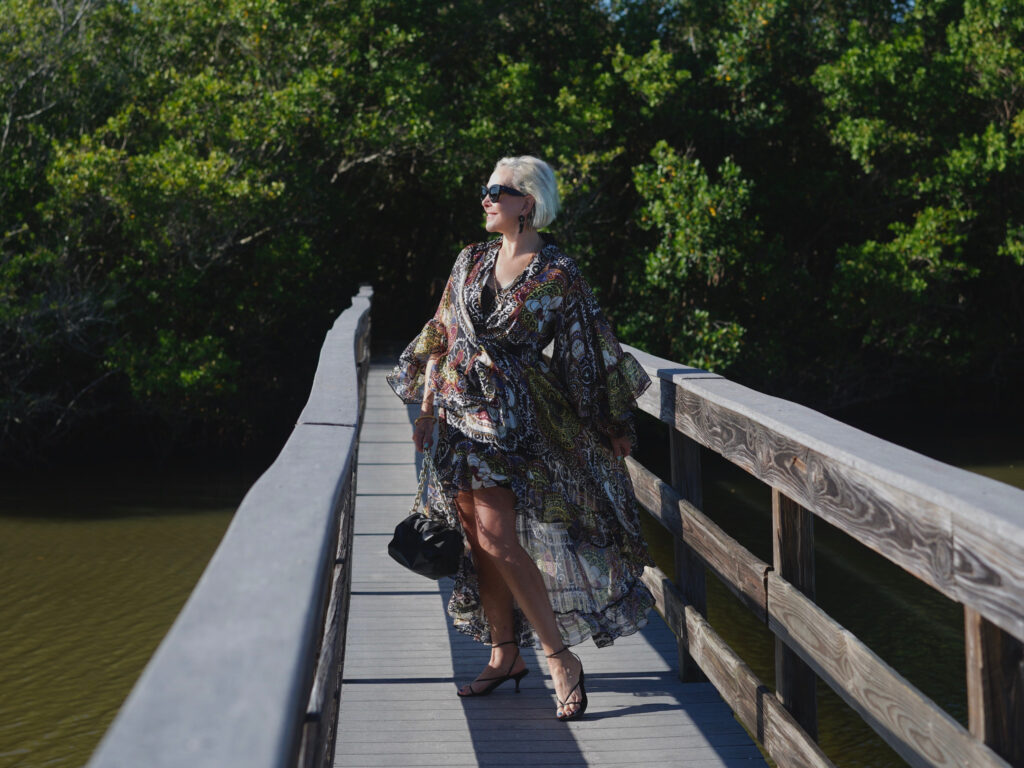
[
  {"x1": 87, "y1": 286, "x2": 372, "y2": 768},
  {"x1": 622, "y1": 344, "x2": 1024, "y2": 768}
]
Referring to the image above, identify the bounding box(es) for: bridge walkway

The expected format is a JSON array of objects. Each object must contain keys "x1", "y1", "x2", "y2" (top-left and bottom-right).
[{"x1": 333, "y1": 364, "x2": 767, "y2": 768}]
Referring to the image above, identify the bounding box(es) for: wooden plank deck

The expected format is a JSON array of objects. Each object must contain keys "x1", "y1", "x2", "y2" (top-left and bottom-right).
[{"x1": 334, "y1": 365, "x2": 768, "y2": 768}]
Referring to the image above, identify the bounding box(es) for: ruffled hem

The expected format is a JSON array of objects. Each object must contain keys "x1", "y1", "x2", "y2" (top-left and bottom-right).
[
  {"x1": 602, "y1": 351, "x2": 651, "y2": 422},
  {"x1": 432, "y1": 427, "x2": 518, "y2": 495},
  {"x1": 387, "y1": 315, "x2": 449, "y2": 403},
  {"x1": 434, "y1": 420, "x2": 655, "y2": 649},
  {"x1": 388, "y1": 357, "x2": 505, "y2": 413},
  {"x1": 447, "y1": 565, "x2": 655, "y2": 649},
  {"x1": 386, "y1": 368, "x2": 423, "y2": 404}
]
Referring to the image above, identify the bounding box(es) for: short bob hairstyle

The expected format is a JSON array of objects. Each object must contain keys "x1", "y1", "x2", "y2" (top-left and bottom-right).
[{"x1": 494, "y1": 155, "x2": 560, "y2": 230}]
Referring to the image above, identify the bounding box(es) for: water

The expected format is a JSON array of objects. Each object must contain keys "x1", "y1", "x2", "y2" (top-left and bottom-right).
[
  {"x1": 0, "y1": 468, "x2": 255, "y2": 768},
  {"x1": 0, "y1": 414, "x2": 1020, "y2": 768}
]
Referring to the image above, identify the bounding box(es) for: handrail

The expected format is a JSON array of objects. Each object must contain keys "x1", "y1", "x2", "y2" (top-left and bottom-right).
[
  {"x1": 622, "y1": 343, "x2": 1024, "y2": 768},
  {"x1": 88, "y1": 285, "x2": 373, "y2": 768}
]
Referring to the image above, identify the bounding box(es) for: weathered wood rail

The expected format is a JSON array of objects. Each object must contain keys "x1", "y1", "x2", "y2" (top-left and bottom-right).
[
  {"x1": 621, "y1": 344, "x2": 1024, "y2": 768},
  {"x1": 87, "y1": 286, "x2": 372, "y2": 768}
]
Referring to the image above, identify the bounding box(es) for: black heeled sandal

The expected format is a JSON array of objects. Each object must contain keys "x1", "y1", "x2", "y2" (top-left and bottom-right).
[
  {"x1": 547, "y1": 645, "x2": 588, "y2": 721},
  {"x1": 456, "y1": 640, "x2": 529, "y2": 697}
]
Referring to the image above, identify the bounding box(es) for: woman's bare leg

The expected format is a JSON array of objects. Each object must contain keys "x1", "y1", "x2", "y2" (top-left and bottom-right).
[
  {"x1": 455, "y1": 492, "x2": 525, "y2": 694},
  {"x1": 462, "y1": 487, "x2": 584, "y2": 716}
]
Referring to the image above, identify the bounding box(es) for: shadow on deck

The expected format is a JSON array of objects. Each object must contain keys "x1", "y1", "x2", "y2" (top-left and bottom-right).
[{"x1": 334, "y1": 365, "x2": 766, "y2": 768}]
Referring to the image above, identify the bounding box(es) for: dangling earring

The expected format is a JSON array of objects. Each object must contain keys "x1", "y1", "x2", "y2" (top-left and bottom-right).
[{"x1": 518, "y1": 214, "x2": 525, "y2": 234}]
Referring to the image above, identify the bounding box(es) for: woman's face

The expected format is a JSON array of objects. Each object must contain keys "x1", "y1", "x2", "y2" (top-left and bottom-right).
[{"x1": 482, "y1": 168, "x2": 533, "y2": 235}]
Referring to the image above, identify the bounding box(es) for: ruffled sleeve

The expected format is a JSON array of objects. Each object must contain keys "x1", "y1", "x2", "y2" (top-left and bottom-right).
[
  {"x1": 553, "y1": 275, "x2": 651, "y2": 440},
  {"x1": 387, "y1": 268, "x2": 458, "y2": 404}
]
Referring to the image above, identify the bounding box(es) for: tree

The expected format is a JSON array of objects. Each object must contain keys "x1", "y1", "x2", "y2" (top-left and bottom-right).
[
  {"x1": 814, "y1": 0, "x2": 1024, "y2": 402},
  {"x1": 2, "y1": 0, "x2": 1022, "y2": 462}
]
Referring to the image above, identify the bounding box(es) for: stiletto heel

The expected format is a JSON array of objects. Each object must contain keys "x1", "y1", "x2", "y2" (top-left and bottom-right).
[
  {"x1": 457, "y1": 641, "x2": 530, "y2": 697},
  {"x1": 511, "y1": 667, "x2": 528, "y2": 693},
  {"x1": 546, "y1": 645, "x2": 588, "y2": 721}
]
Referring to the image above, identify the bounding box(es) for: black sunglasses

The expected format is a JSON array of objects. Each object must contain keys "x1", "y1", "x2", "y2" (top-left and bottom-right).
[{"x1": 480, "y1": 184, "x2": 526, "y2": 203}]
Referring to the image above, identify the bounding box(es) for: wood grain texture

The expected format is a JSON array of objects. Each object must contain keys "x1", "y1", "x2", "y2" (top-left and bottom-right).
[
  {"x1": 767, "y1": 573, "x2": 1011, "y2": 768},
  {"x1": 628, "y1": 459, "x2": 770, "y2": 622},
  {"x1": 642, "y1": 567, "x2": 833, "y2": 768},
  {"x1": 965, "y1": 607, "x2": 1024, "y2": 765},
  {"x1": 625, "y1": 343, "x2": 1024, "y2": 645},
  {"x1": 670, "y1": 430, "x2": 708, "y2": 683},
  {"x1": 772, "y1": 490, "x2": 818, "y2": 740}
]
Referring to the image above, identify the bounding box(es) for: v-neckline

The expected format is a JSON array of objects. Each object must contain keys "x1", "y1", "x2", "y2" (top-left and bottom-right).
[{"x1": 490, "y1": 242, "x2": 542, "y2": 292}]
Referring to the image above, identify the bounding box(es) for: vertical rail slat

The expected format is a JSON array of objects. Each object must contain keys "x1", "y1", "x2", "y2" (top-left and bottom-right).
[
  {"x1": 772, "y1": 489, "x2": 819, "y2": 740},
  {"x1": 670, "y1": 429, "x2": 708, "y2": 682},
  {"x1": 965, "y1": 607, "x2": 1024, "y2": 766}
]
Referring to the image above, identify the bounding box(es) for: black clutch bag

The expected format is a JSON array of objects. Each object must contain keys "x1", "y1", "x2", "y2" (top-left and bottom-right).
[{"x1": 387, "y1": 452, "x2": 463, "y2": 580}]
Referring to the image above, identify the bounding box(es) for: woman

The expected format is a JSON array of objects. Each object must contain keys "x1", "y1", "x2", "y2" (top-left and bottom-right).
[{"x1": 387, "y1": 155, "x2": 654, "y2": 721}]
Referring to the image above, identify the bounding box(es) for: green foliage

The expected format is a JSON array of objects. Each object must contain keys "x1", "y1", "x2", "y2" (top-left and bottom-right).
[
  {"x1": 625, "y1": 141, "x2": 756, "y2": 370},
  {"x1": 106, "y1": 330, "x2": 238, "y2": 403},
  {"x1": 2, "y1": 0, "x2": 1023, "y2": 461},
  {"x1": 814, "y1": 0, "x2": 1024, "y2": 395}
]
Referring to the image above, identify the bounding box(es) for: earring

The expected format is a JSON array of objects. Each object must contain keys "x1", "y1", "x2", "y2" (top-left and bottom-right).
[{"x1": 518, "y1": 214, "x2": 525, "y2": 233}]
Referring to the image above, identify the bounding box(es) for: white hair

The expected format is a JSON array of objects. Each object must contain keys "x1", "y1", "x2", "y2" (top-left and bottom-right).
[{"x1": 494, "y1": 155, "x2": 560, "y2": 229}]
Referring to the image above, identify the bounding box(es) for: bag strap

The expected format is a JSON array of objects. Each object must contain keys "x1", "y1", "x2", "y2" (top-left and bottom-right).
[{"x1": 410, "y1": 452, "x2": 455, "y2": 520}]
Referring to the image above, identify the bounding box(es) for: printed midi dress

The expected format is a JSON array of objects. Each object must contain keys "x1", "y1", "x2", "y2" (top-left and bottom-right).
[{"x1": 387, "y1": 237, "x2": 656, "y2": 648}]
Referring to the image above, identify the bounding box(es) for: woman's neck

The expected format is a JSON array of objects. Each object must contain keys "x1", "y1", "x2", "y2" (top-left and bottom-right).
[{"x1": 500, "y1": 231, "x2": 544, "y2": 260}]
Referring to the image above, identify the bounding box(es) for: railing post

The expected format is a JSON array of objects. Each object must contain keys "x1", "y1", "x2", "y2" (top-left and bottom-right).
[
  {"x1": 772, "y1": 489, "x2": 818, "y2": 739},
  {"x1": 965, "y1": 607, "x2": 1024, "y2": 765},
  {"x1": 669, "y1": 429, "x2": 708, "y2": 683}
]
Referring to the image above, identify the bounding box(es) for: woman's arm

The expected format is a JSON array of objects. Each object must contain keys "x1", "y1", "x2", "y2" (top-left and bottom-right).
[
  {"x1": 552, "y1": 274, "x2": 651, "y2": 454},
  {"x1": 412, "y1": 353, "x2": 440, "y2": 452}
]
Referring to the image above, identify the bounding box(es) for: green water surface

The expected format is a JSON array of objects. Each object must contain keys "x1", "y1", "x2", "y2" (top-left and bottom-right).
[{"x1": 0, "y1": 469, "x2": 254, "y2": 768}]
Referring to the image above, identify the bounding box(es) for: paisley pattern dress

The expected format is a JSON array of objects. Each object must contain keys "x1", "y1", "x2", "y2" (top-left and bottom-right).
[{"x1": 387, "y1": 237, "x2": 655, "y2": 648}]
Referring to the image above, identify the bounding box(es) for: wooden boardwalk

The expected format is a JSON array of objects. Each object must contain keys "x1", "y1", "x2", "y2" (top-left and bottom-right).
[{"x1": 334, "y1": 365, "x2": 768, "y2": 768}]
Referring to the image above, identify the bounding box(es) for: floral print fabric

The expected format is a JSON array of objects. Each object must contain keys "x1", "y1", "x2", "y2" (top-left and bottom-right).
[{"x1": 387, "y1": 237, "x2": 655, "y2": 648}]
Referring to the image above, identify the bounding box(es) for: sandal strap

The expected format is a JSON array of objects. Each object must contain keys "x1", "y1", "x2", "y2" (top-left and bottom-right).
[
  {"x1": 547, "y1": 646, "x2": 583, "y2": 711},
  {"x1": 471, "y1": 672, "x2": 509, "y2": 685},
  {"x1": 464, "y1": 644, "x2": 523, "y2": 691},
  {"x1": 558, "y1": 678, "x2": 583, "y2": 707}
]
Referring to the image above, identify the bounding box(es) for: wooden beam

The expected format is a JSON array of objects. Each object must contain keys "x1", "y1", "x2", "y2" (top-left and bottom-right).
[
  {"x1": 773, "y1": 489, "x2": 818, "y2": 740},
  {"x1": 670, "y1": 430, "x2": 707, "y2": 683},
  {"x1": 643, "y1": 567, "x2": 834, "y2": 768},
  {"x1": 627, "y1": 458, "x2": 769, "y2": 621},
  {"x1": 627, "y1": 344, "x2": 1024, "y2": 645},
  {"x1": 768, "y1": 573, "x2": 1011, "y2": 768},
  {"x1": 965, "y1": 607, "x2": 1024, "y2": 766}
]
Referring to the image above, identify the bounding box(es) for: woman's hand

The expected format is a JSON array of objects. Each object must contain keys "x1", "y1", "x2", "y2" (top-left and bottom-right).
[
  {"x1": 610, "y1": 434, "x2": 631, "y2": 460},
  {"x1": 413, "y1": 413, "x2": 435, "y2": 453},
  {"x1": 414, "y1": 354, "x2": 440, "y2": 453}
]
